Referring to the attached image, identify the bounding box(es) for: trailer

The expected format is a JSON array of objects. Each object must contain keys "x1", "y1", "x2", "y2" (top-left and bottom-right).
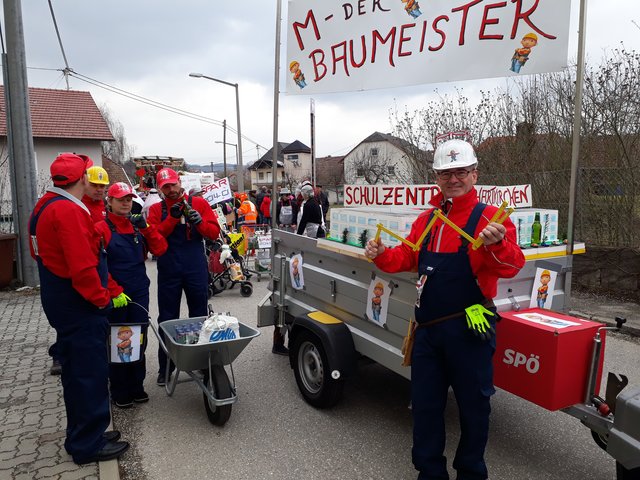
[{"x1": 257, "y1": 229, "x2": 640, "y2": 479}]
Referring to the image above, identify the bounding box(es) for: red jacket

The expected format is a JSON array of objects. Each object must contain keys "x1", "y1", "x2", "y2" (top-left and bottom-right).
[
  {"x1": 373, "y1": 188, "x2": 525, "y2": 299},
  {"x1": 29, "y1": 191, "x2": 121, "y2": 308},
  {"x1": 260, "y1": 196, "x2": 272, "y2": 218},
  {"x1": 147, "y1": 194, "x2": 220, "y2": 240},
  {"x1": 94, "y1": 212, "x2": 168, "y2": 257},
  {"x1": 82, "y1": 195, "x2": 106, "y2": 223}
]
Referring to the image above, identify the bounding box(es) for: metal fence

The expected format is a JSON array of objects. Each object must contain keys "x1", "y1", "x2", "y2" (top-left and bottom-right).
[{"x1": 482, "y1": 166, "x2": 639, "y2": 249}]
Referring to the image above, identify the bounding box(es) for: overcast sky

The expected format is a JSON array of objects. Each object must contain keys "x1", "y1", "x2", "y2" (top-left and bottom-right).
[{"x1": 3, "y1": 1, "x2": 640, "y2": 167}]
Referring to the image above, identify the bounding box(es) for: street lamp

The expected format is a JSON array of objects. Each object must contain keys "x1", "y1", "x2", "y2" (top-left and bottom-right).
[
  {"x1": 215, "y1": 140, "x2": 237, "y2": 179},
  {"x1": 189, "y1": 72, "x2": 245, "y2": 192}
]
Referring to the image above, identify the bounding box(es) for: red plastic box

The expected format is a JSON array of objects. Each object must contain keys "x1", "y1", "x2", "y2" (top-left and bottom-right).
[{"x1": 493, "y1": 308, "x2": 605, "y2": 411}]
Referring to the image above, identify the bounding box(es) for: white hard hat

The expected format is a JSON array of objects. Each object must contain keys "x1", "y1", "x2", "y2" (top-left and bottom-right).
[{"x1": 433, "y1": 139, "x2": 478, "y2": 171}]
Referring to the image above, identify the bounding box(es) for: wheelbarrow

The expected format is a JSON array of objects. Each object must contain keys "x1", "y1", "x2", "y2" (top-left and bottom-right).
[{"x1": 149, "y1": 314, "x2": 260, "y2": 426}]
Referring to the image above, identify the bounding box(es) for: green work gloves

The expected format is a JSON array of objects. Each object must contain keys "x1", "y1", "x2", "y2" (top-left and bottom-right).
[
  {"x1": 465, "y1": 304, "x2": 496, "y2": 341},
  {"x1": 112, "y1": 293, "x2": 131, "y2": 309}
]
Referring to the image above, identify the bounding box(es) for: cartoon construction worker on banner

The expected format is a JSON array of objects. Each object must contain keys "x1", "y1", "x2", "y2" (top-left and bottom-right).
[
  {"x1": 289, "y1": 61, "x2": 307, "y2": 89},
  {"x1": 510, "y1": 32, "x2": 538, "y2": 73}
]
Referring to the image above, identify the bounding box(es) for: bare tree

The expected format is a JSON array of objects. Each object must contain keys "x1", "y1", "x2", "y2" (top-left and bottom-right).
[
  {"x1": 98, "y1": 104, "x2": 136, "y2": 173},
  {"x1": 345, "y1": 150, "x2": 395, "y2": 185}
]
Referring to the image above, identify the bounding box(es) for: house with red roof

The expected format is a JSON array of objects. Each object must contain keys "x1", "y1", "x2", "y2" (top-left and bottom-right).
[{"x1": 0, "y1": 86, "x2": 114, "y2": 174}]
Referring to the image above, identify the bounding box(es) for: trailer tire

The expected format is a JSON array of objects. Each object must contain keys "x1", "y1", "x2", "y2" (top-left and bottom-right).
[
  {"x1": 591, "y1": 430, "x2": 608, "y2": 451},
  {"x1": 202, "y1": 365, "x2": 232, "y2": 426},
  {"x1": 292, "y1": 330, "x2": 344, "y2": 409}
]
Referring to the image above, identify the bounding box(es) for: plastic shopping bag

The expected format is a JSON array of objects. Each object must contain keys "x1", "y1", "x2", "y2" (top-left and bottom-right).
[{"x1": 197, "y1": 313, "x2": 240, "y2": 344}]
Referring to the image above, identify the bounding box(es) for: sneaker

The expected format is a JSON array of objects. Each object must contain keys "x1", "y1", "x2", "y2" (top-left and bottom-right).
[
  {"x1": 50, "y1": 359, "x2": 62, "y2": 375},
  {"x1": 133, "y1": 391, "x2": 149, "y2": 403},
  {"x1": 272, "y1": 344, "x2": 289, "y2": 356},
  {"x1": 156, "y1": 373, "x2": 172, "y2": 386},
  {"x1": 113, "y1": 399, "x2": 134, "y2": 409}
]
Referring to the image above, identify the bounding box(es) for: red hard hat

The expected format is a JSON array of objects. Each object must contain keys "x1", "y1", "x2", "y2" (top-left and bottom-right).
[
  {"x1": 156, "y1": 168, "x2": 180, "y2": 188},
  {"x1": 108, "y1": 182, "x2": 135, "y2": 199}
]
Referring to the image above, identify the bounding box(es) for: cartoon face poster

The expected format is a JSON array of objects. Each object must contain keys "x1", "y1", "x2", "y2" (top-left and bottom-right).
[
  {"x1": 366, "y1": 275, "x2": 391, "y2": 328},
  {"x1": 290, "y1": 254, "x2": 304, "y2": 290},
  {"x1": 110, "y1": 325, "x2": 142, "y2": 363},
  {"x1": 529, "y1": 267, "x2": 557, "y2": 310}
]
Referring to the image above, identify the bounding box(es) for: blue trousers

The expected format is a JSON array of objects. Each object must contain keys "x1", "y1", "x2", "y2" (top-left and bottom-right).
[{"x1": 412, "y1": 317, "x2": 496, "y2": 480}]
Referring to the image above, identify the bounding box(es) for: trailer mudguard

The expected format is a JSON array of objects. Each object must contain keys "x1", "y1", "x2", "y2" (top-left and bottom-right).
[
  {"x1": 289, "y1": 312, "x2": 357, "y2": 378},
  {"x1": 608, "y1": 386, "x2": 640, "y2": 470}
]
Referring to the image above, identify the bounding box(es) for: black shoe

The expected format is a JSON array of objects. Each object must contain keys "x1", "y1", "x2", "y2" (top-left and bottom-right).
[
  {"x1": 75, "y1": 440, "x2": 130, "y2": 464},
  {"x1": 133, "y1": 391, "x2": 149, "y2": 403},
  {"x1": 103, "y1": 430, "x2": 121, "y2": 442},
  {"x1": 113, "y1": 399, "x2": 134, "y2": 409},
  {"x1": 156, "y1": 372, "x2": 172, "y2": 386},
  {"x1": 272, "y1": 344, "x2": 289, "y2": 356},
  {"x1": 50, "y1": 360, "x2": 62, "y2": 375}
]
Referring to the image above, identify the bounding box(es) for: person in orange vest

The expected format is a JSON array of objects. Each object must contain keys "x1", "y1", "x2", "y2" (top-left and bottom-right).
[
  {"x1": 82, "y1": 165, "x2": 110, "y2": 223},
  {"x1": 235, "y1": 192, "x2": 257, "y2": 227}
]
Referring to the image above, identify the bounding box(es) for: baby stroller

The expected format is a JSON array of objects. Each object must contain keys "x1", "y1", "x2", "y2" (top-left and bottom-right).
[{"x1": 206, "y1": 235, "x2": 253, "y2": 298}]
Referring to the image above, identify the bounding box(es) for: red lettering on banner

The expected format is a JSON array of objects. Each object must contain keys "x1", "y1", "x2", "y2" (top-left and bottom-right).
[
  {"x1": 398, "y1": 24, "x2": 415, "y2": 57},
  {"x1": 350, "y1": 36, "x2": 367, "y2": 68},
  {"x1": 406, "y1": 187, "x2": 417, "y2": 205},
  {"x1": 332, "y1": 41, "x2": 350, "y2": 76},
  {"x1": 310, "y1": 49, "x2": 327, "y2": 81},
  {"x1": 372, "y1": 28, "x2": 396, "y2": 66},
  {"x1": 345, "y1": 186, "x2": 354, "y2": 205},
  {"x1": 429, "y1": 15, "x2": 449, "y2": 51},
  {"x1": 451, "y1": 0, "x2": 483, "y2": 46},
  {"x1": 480, "y1": 2, "x2": 506, "y2": 40},
  {"x1": 394, "y1": 187, "x2": 402, "y2": 205},
  {"x1": 419, "y1": 20, "x2": 428, "y2": 52},
  {"x1": 510, "y1": 0, "x2": 556, "y2": 40},
  {"x1": 293, "y1": 10, "x2": 321, "y2": 51}
]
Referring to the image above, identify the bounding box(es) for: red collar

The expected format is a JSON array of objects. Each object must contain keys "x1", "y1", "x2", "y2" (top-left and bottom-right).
[{"x1": 429, "y1": 187, "x2": 478, "y2": 211}]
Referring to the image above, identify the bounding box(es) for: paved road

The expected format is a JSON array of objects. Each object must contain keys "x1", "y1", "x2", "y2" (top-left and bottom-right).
[{"x1": 112, "y1": 260, "x2": 640, "y2": 480}]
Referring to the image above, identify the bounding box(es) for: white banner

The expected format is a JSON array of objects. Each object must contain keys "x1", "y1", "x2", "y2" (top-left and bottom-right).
[
  {"x1": 203, "y1": 177, "x2": 233, "y2": 206},
  {"x1": 286, "y1": 0, "x2": 571, "y2": 94},
  {"x1": 344, "y1": 184, "x2": 532, "y2": 208}
]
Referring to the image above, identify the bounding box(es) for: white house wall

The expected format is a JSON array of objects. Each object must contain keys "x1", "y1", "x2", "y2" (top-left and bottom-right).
[{"x1": 343, "y1": 140, "x2": 411, "y2": 185}]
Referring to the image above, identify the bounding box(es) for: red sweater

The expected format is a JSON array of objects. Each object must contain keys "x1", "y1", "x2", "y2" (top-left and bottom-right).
[
  {"x1": 30, "y1": 191, "x2": 120, "y2": 308},
  {"x1": 147, "y1": 194, "x2": 220, "y2": 240},
  {"x1": 94, "y1": 212, "x2": 168, "y2": 257},
  {"x1": 82, "y1": 195, "x2": 106, "y2": 223},
  {"x1": 373, "y1": 188, "x2": 525, "y2": 299}
]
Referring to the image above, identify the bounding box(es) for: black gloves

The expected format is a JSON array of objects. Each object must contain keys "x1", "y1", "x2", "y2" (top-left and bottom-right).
[
  {"x1": 129, "y1": 214, "x2": 147, "y2": 229},
  {"x1": 170, "y1": 203, "x2": 183, "y2": 219},
  {"x1": 186, "y1": 209, "x2": 202, "y2": 225}
]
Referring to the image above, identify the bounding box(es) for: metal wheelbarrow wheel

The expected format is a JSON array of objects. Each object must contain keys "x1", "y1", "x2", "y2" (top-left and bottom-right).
[{"x1": 202, "y1": 365, "x2": 232, "y2": 426}]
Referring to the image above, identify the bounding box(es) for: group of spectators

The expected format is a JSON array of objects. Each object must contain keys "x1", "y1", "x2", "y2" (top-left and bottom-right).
[
  {"x1": 251, "y1": 182, "x2": 330, "y2": 238},
  {"x1": 29, "y1": 153, "x2": 334, "y2": 465}
]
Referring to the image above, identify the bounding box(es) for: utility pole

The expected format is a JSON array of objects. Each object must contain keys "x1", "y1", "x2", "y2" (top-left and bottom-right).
[
  {"x1": 222, "y1": 119, "x2": 228, "y2": 180},
  {"x1": 3, "y1": 0, "x2": 39, "y2": 286},
  {"x1": 310, "y1": 98, "x2": 316, "y2": 188}
]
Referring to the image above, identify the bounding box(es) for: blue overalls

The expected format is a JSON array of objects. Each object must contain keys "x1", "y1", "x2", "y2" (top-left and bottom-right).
[
  {"x1": 105, "y1": 218, "x2": 149, "y2": 402},
  {"x1": 157, "y1": 200, "x2": 208, "y2": 374},
  {"x1": 412, "y1": 203, "x2": 496, "y2": 480},
  {"x1": 30, "y1": 197, "x2": 111, "y2": 463}
]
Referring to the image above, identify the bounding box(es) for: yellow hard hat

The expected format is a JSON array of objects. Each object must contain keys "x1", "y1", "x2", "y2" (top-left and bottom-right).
[
  {"x1": 86, "y1": 166, "x2": 109, "y2": 185},
  {"x1": 523, "y1": 32, "x2": 538, "y2": 41},
  {"x1": 541, "y1": 270, "x2": 551, "y2": 277},
  {"x1": 289, "y1": 60, "x2": 300, "y2": 70}
]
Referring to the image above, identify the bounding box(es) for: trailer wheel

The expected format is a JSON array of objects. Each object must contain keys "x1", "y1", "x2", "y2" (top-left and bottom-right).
[
  {"x1": 591, "y1": 430, "x2": 608, "y2": 451},
  {"x1": 617, "y1": 462, "x2": 640, "y2": 480},
  {"x1": 292, "y1": 330, "x2": 344, "y2": 408},
  {"x1": 202, "y1": 365, "x2": 232, "y2": 426}
]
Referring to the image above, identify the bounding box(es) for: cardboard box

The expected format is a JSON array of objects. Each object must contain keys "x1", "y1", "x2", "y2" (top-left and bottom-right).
[{"x1": 493, "y1": 308, "x2": 605, "y2": 411}]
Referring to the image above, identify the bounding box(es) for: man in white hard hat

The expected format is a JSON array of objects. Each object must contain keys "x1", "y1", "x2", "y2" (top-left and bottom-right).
[{"x1": 365, "y1": 138, "x2": 525, "y2": 480}]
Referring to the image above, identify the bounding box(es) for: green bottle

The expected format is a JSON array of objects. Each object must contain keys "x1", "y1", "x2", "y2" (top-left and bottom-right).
[{"x1": 531, "y1": 212, "x2": 541, "y2": 245}]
